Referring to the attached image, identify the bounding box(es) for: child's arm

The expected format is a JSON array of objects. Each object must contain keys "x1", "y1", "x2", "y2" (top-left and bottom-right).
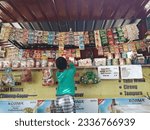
[{"x1": 68, "y1": 62, "x2": 76, "y2": 75}]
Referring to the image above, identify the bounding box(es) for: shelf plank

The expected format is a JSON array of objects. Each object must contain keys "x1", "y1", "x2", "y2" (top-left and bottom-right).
[
  {"x1": 9, "y1": 40, "x2": 95, "y2": 49},
  {"x1": 0, "y1": 64, "x2": 149, "y2": 71}
]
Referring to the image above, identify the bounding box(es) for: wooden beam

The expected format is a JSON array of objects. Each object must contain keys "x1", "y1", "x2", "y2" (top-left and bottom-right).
[{"x1": 0, "y1": 3, "x2": 16, "y2": 21}]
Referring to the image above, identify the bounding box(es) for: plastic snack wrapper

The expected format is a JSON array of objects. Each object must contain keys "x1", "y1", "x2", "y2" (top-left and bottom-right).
[
  {"x1": 1, "y1": 68, "x2": 15, "y2": 87},
  {"x1": 21, "y1": 69, "x2": 32, "y2": 82},
  {"x1": 80, "y1": 71, "x2": 100, "y2": 84},
  {"x1": 42, "y1": 69, "x2": 54, "y2": 86}
]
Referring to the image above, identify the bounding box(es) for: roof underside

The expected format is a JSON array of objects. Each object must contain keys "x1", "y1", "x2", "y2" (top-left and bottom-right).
[
  {"x1": 0, "y1": 0, "x2": 149, "y2": 31},
  {"x1": 1, "y1": 0, "x2": 149, "y2": 48}
]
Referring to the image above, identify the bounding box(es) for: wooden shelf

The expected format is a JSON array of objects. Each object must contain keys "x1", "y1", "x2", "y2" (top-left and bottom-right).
[
  {"x1": 0, "y1": 64, "x2": 149, "y2": 71},
  {"x1": 9, "y1": 40, "x2": 96, "y2": 49},
  {"x1": 0, "y1": 67, "x2": 52, "y2": 71},
  {"x1": 141, "y1": 64, "x2": 150, "y2": 67},
  {"x1": 0, "y1": 66, "x2": 98, "y2": 71}
]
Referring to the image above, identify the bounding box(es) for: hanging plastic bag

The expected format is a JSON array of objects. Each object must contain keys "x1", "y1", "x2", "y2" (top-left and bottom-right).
[
  {"x1": 42, "y1": 69, "x2": 54, "y2": 86},
  {"x1": 1, "y1": 68, "x2": 15, "y2": 87},
  {"x1": 21, "y1": 69, "x2": 32, "y2": 82}
]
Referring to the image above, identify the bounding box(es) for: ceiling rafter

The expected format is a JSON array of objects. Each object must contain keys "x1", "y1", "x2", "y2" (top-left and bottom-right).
[
  {"x1": 123, "y1": 0, "x2": 140, "y2": 19},
  {"x1": 6, "y1": 0, "x2": 29, "y2": 21},
  {"x1": 57, "y1": 21, "x2": 62, "y2": 32},
  {"x1": 111, "y1": 20, "x2": 116, "y2": 28},
  {"x1": 0, "y1": 16, "x2": 7, "y2": 22},
  {"x1": 29, "y1": 22, "x2": 35, "y2": 30},
  {"x1": 89, "y1": 0, "x2": 94, "y2": 20},
  {"x1": 18, "y1": 23, "x2": 25, "y2": 29},
  {"x1": 91, "y1": 20, "x2": 96, "y2": 31},
  {"x1": 121, "y1": 20, "x2": 126, "y2": 26},
  {"x1": 6, "y1": 1, "x2": 43, "y2": 32},
  {"x1": 110, "y1": 0, "x2": 123, "y2": 19},
  {"x1": 64, "y1": 0, "x2": 71, "y2": 21},
  {"x1": 77, "y1": 0, "x2": 81, "y2": 20},
  {"x1": 100, "y1": 0, "x2": 113, "y2": 19},
  {"x1": 48, "y1": 22, "x2": 54, "y2": 31},
  {"x1": 22, "y1": 0, "x2": 44, "y2": 30},
  {"x1": 65, "y1": 21, "x2": 69, "y2": 31},
  {"x1": 51, "y1": 0, "x2": 61, "y2": 31},
  {"x1": 37, "y1": 0, "x2": 51, "y2": 30},
  {"x1": 146, "y1": 10, "x2": 150, "y2": 16},
  {"x1": 83, "y1": 20, "x2": 86, "y2": 31},
  {"x1": 136, "y1": 0, "x2": 150, "y2": 18},
  {"x1": 74, "y1": 21, "x2": 77, "y2": 31},
  {"x1": 101, "y1": 20, "x2": 106, "y2": 29},
  {"x1": 89, "y1": 0, "x2": 104, "y2": 20},
  {"x1": 0, "y1": 3, "x2": 16, "y2": 21}
]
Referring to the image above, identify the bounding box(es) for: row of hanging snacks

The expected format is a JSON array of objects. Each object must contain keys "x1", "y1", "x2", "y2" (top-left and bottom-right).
[
  {"x1": 0, "y1": 24, "x2": 140, "y2": 47},
  {"x1": 106, "y1": 52, "x2": 126, "y2": 60},
  {"x1": 116, "y1": 27, "x2": 124, "y2": 37},
  {"x1": 107, "y1": 58, "x2": 131, "y2": 65},
  {"x1": 0, "y1": 67, "x2": 55, "y2": 86},
  {"x1": 100, "y1": 30, "x2": 108, "y2": 46},
  {"x1": 3, "y1": 41, "x2": 148, "y2": 66},
  {"x1": 0, "y1": 50, "x2": 6, "y2": 58},
  {"x1": 0, "y1": 26, "x2": 12, "y2": 41},
  {"x1": 0, "y1": 26, "x2": 55, "y2": 44},
  {"x1": 74, "y1": 32, "x2": 85, "y2": 50},
  {"x1": 74, "y1": 32, "x2": 81, "y2": 44},
  {"x1": 122, "y1": 24, "x2": 139, "y2": 41},
  {"x1": 88, "y1": 31, "x2": 95, "y2": 44},
  {"x1": 78, "y1": 33, "x2": 85, "y2": 50},
  {"x1": 56, "y1": 32, "x2": 66, "y2": 45},
  {"x1": 115, "y1": 27, "x2": 127, "y2": 43},
  {"x1": 77, "y1": 57, "x2": 131, "y2": 66},
  {"x1": 94, "y1": 30, "x2": 102, "y2": 48},
  {"x1": 114, "y1": 45, "x2": 120, "y2": 53},
  {"x1": 84, "y1": 31, "x2": 90, "y2": 44},
  {"x1": 107, "y1": 28, "x2": 115, "y2": 45},
  {"x1": 75, "y1": 49, "x2": 81, "y2": 58},
  {"x1": 0, "y1": 57, "x2": 55, "y2": 68},
  {"x1": 102, "y1": 41, "x2": 146, "y2": 55},
  {"x1": 103, "y1": 46, "x2": 110, "y2": 57},
  {"x1": 137, "y1": 41, "x2": 147, "y2": 51},
  {"x1": 18, "y1": 49, "x2": 57, "y2": 59},
  {"x1": 93, "y1": 58, "x2": 106, "y2": 66},
  {"x1": 48, "y1": 32, "x2": 56, "y2": 45},
  {"x1": 57, "y1": 49, "x2": 78, "y2": 59},
  {"x1": 97, "y1": 46, "x2": 104, "y2": 56},
  {"x1": 78, "y1": 58, "x2": 93, "y2": 66}
]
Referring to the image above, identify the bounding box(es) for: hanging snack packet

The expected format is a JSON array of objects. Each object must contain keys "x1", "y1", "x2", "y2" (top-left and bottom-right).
[
  {"x1": 1, "y1": 68, "x2": 15, "y2": 87},
  {"x1": 21, "y1": 69, "x2": 32, "y2": 82},
  {"x1": 42, "y1": 69, "x2": 54, "y2": 86}
]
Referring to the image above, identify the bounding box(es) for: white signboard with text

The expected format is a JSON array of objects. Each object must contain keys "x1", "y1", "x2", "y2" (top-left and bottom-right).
[
  {"x1": 120, "y1": 65, "x2": 143, "y2": 79},
  {"x1": 98, "y1": 66, "x2": 119, "y2": 79}
]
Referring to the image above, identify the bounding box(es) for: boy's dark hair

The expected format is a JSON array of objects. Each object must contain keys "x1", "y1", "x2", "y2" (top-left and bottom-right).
[{"x1": 56, "y1": 57, "x2": 67, "y2": 70}]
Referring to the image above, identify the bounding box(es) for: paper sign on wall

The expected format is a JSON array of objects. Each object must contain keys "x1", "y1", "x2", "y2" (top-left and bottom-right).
[
  {"x1": 75, "y1": 99, "x2": 98, "y2": 113},
  {"x1": 98, "y1": 98, "x2": 150, "y2": 113},
  {"x1": 0, "y1": 100, "x2": 37, "y2": 113},
  {"x1": 98, "y1": 66, "x2": 119, "y2": 79},
  {"x1": 120, "y1": 65, "x2": 143, "y2": 79}
]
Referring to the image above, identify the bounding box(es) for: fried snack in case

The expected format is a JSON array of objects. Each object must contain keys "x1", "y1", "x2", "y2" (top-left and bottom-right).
[{"x1": 21, "y1": 69, "x2": 32, "y2": 82}]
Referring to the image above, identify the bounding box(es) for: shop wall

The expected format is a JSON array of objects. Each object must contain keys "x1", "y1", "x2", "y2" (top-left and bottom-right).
[{"x1": 0, "y1": 67, "x2": 149, "y2": 100}]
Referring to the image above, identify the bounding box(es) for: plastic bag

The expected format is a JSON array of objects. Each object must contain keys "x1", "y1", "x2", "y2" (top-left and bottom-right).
[{"x1": 42, "y1": 69, "x2": 54, "y2": 86}]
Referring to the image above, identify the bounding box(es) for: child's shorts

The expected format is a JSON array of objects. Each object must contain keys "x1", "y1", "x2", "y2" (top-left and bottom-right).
[{"x1": 56, "y1": 95, "x2": 75, "y2": 113}]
